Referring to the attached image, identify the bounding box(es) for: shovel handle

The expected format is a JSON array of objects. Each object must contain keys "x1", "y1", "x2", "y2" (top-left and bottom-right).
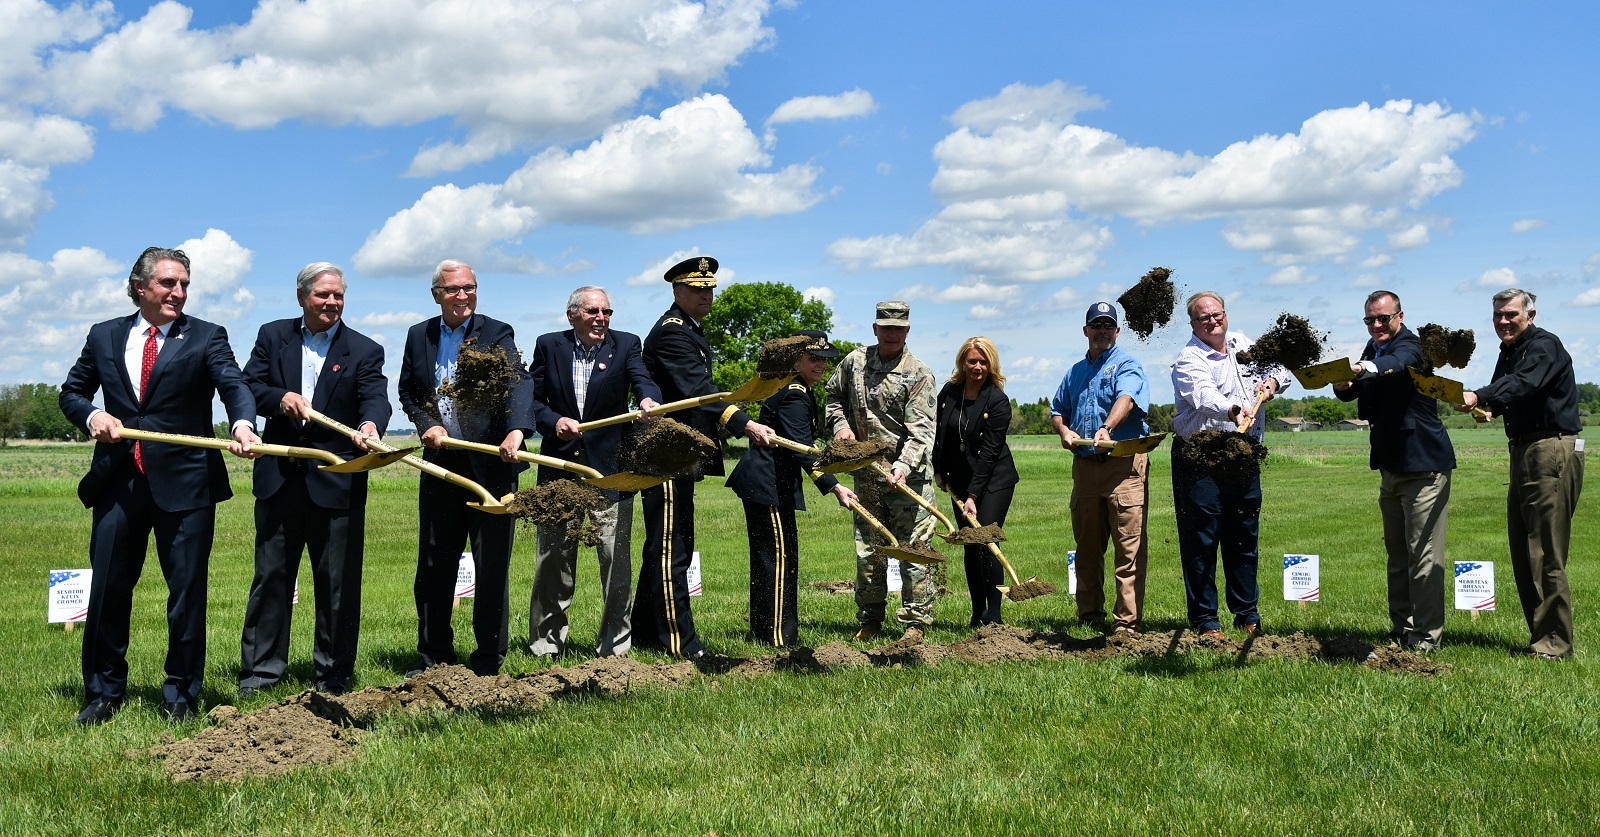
[
  {"x1": 869, "y1": 461, "x2": 958, "y2": 534},
  {"x1": 436, "y1": 437, "x2": 605, "y2": 479},
  {"x1": 771, "y1": 435, "x2": 824, "y2": 457},
  {"x1": 305, "y1": 409, "x2": 503, "y2": 508},
  {"x1": 1230, "y1": 391, "x2": 1272, "y2": 430},
  {"x1": 575, "y1": 392, "x2": 731, "y2": 432},
  {"x1": 116, "y1": 428, "x2": 343, "y2": 466},
  {"x1": 954, "y1": 504, "x2": 1023, "y2": 589},
  {"x1": 843, "y1": 497, "x2": 899, "y2": 547},
  {"x1": 1066, "y1": 438, "x2": 1116, "y2": 451}
]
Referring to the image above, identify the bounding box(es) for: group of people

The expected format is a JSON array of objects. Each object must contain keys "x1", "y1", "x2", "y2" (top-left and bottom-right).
[{"x1": 58, "y1": 244, "x2": 1583, "y2": 727}]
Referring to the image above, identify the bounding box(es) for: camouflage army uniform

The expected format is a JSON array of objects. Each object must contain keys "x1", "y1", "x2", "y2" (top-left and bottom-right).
[{"x1": 824, "y1": 345, "x2": 938, "y2": 628}]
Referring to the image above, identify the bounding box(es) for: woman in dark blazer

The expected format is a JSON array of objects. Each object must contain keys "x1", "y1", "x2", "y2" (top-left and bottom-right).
[
  {"x1": 933, "y1": 336, "x2": 1020, "y2": 627},
  {"x1": 726, "y1": 331, "x2": 857, "y2": 646}
]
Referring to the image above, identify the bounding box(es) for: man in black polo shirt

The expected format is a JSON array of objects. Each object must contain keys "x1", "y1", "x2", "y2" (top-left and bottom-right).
[{"x1": 1460, "y1": 288, "x2": 1584, "y2": 659}]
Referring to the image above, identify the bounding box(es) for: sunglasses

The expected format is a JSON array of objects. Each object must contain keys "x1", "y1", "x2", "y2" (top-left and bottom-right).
[
  {"x1": 1362, "y1": 313, "x2": 1397, "y2": 326},
  {"x1": 581, "y1": 307, "x2": 614, "y2": 317}
]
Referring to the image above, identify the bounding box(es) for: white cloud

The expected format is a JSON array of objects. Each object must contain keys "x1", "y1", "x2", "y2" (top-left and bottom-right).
[
  {"x1": 1582, "y1": 252, "x2": 1600, "y2": 278},
  {"x1": 39, "y1": 0, "x2": 777, "y2": 175},
  {"x1": 1359, "y1": 253, "x2": 1395, "y2": 269},
  {"x1": 624, "y1": 249, "x2": 704, "y2": 288},
  {"x1": 0, "y1": 108, "x2": 95, "y2": 165},
  {"x1": 359, "y1": 95, "x2": 821, "y2": 275},
  {"x1": 349, "y1": 311, "x2": 431, "y2": 329},
  {"x1": 969, "y1": 304, "x2": 1005, "y2": 320},
  {"x1": 1570, "y1": 288, "x2": 1600, "y2": 307},
  {"x1": 0, "y1": 160, "x2": 53, "y2": 247},
  {"x1": 802, "y1": 286, "x2": 835, "y2": 306},
  {"x1": 899, "y1": 279, "x2": 1022, "y2": 304},
  {"x1": 1349, "y1": 273, "x2": 1382, "y2": 288},
  {"x1": 767, "y1": 89, "x2": 876, "y2": 126},
  {"x1": 1266, "y1": 265, "x2": 1318, "y2": 286},
  {"x1": 1466, "y1": 266, "x2": 1517, "y2": 290},
  {"x1": 1510, "y1": 218, "x2": 1547, "y2": 233},
  {"x1": 831, "y1": 89, "x2": 1477, "y2": 282},
  {"x1": 179, "y1": 228, "x2": 255, "y2": 321}
]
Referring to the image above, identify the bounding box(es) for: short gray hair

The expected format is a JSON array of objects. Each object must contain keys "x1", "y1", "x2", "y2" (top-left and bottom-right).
[
  {"x1": 1185, "y1": 291, "x2": 1225, "y2": 321},
  {"x1": 296, "y1": 262, "x2": 346, "y2": 296},
  {"x1": 125, "y1": 246, "x2": 189, "y2": 304},
  {"x1": 566, "y1": 285, "x2": 608, "y2": 314},
  {"x1": 1492, "y1": 287, "x2": 1536, "y2": 312},
  {"x1": 431, "y1": 259, "x2": 474, "y2": 289}
]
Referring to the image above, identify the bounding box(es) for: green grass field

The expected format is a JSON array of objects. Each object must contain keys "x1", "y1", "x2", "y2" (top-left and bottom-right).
[{"x1": 0, "y1": 430, "x2": 1595, "y2": 835}]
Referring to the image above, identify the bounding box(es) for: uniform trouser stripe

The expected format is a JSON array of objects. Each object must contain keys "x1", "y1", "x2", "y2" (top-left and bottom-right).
[
  {"x1": 661, "y1": 479, "x2": 681, "y2": 656},
  {"x1": 768, "y1": 507, "x2": 786, "y2": 645}
]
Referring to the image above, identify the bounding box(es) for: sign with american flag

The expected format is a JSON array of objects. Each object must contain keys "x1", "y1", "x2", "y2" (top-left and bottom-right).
[
  {"x1": 1283, "y1": 554, "x2": 1320, "y2": 602},
  {"x1": 688, "y1": 551, "x2": 703, "y2": 596},
  {"x1": 48, "y1": 569, "x2": 92, "y2": 623},
  {"x1": 1066, "y1": 550, "x2": 1078, "y2": 596},
  {"x1": 1454, "y1": 561, "x2": 1495, "y2": 610},
  {"x1": 454, "y1": 552, "x2": 476, "y2": 599}
]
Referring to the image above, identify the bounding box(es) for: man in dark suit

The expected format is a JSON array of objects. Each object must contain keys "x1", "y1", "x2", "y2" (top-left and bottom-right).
[
  {"x1": 59, "y1": 246, "x2": 261, "y2": 725},
  {"x1": 397, "y1": 259, "x2": 534, "y2": 676},
  {"x1": 638, "y1": 256, "x2": 774, "y2": 660},
  {"x1": 238, "y1": 262, "x2": 390, "y2": 698},
  {"x1": 1335, "y1": 290, "x2": 1456, "y2": 653},
  {"x1": 527, "y1": 286, "x2": 662, "y2": 658}
]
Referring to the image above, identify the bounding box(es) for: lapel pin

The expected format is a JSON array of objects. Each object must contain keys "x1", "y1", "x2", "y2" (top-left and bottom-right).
[
  {"x1": 332, "y1": 364, "x2": 341, "y2": 373},
  {"x1": 598, "y1": 363, "x2": 607, "y2": 371}
]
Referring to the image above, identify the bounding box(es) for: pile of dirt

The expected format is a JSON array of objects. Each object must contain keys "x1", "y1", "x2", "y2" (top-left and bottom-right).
[
  {"x1": 1117, "y1": 266, "x2": 1178, "y2": 340},
  {"x1": 1179, "y1": 430, "x2": 1268, "y2": 473},
  {"x1": 438, "y1": 344, "x2": 520, "y2": 416},
  {"x1": 1321, "y1": 636, "x2": 1446, "y2": 675},
  {"x1": 143, "y1": 697, "x2": 364, "y2": 783},
  {"x1": 756, "y1": 335, "x2": 814, "y2": 377},
  {"x1": 621, "y1": 418, "x2": 717, "y2": 477},
  {"x1": 946, "y1": 524, "x2": 1005, "y2": 544},
  {"x1": 1237, "y1": 313, "x2": 1328, "y2": 377},
  {"x1": 810, "y1": 580, "x2": 855, "y2": 595},
  {"x1": 816, "y1": 439, "x2": 892, "y2": 469},
  {"x1": 507, "y1": 480, "x2": 609, "y2": 544},
  {"x1": 1417, "y1": 323, "x2": 1475, "y2": 370},
  {"x1": 1006, "y1": 578, "x2": 1057, "y2": 602},
  {"x1": 944, "y1": 623, "x2": 1064, "y2": 665}
]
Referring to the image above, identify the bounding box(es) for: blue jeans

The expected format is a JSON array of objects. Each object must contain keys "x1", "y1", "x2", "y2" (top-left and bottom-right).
[{"x1": 1171, "y1": 439, "x2": 1262, "y2": 632}]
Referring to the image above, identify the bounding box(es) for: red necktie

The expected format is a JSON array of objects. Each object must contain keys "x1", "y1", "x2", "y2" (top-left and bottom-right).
[{"x1": 135, "y1": 325, "x2": 158, "y2": 474}]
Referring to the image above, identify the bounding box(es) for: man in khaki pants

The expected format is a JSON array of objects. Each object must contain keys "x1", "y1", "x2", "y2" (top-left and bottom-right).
[{"x1": 1050, "y1": 302, "x2": 1152, "y2": 635}]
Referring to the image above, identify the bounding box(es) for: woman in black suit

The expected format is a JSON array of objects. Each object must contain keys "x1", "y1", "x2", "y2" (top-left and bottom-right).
[
  {"x1": 726, "y1": 331, "x2": 857, "y2": 646},
  {"x1": 933, "y1": 336, "x2": 1019, "y2": 627}
]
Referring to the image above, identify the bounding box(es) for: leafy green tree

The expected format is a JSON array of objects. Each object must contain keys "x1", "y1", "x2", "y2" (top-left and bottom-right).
[
  {"x1": 0, "y1": 384, "x2": 32, "y2": 446},
  {"x1": 19, "y1": 383, "x2": 80, "y2": 441},
  {"x1": 702, "y1": 282, "x2": 834, "y2": 393},
  {"x1": 1146, "y1": 403, "x2": 1175, "y2": 434},
  {"x1": 1305, "y1": 398, "x2": 1349, "y2": 426}
]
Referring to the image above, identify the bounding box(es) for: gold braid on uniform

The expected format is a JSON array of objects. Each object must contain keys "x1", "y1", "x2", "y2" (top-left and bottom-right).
[{"x1": 719, "y1": 404, "x2": 740, "y2": 426}]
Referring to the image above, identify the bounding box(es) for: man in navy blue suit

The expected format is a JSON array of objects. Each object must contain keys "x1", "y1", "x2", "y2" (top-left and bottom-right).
[
  {"x1": 60, "y1": 246, "x2": 261, "y2": 725},
  {"x1": 397, "y1": 259, "x2": 534, "y2": 676},
  {"x1": 1335, "y1": 290, "x2": 1456, "y2": 652},
  {"x1": 238, "y1": 262, "x2": 390, "y2": 698},
  {"x1": 527, "y1": 286, "x2": 662, "y2": 658}
]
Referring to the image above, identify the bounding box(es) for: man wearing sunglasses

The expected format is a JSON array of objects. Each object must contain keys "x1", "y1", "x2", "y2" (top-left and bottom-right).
[
  {"x1": 526, "y1": 286, "x2": 661, "y2": 659},
  {"x1": 1333, "y1": 291, "x2": 1455, "y2": 653},
  {"x1": 1050, "y1": 301, "x2": 1152, "y2": 636}
]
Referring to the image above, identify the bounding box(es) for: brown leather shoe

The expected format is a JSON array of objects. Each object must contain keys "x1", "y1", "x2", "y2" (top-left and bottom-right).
[
  {"x1": 1199, "y1": 629, "x2": 1227, "y2": 642},
  {"x1": 1243, "y1": 623, "x2": 1263, "y2": 639},
  {"x1": 853, "y1": 621, "x2": 882, "y2": 641}
]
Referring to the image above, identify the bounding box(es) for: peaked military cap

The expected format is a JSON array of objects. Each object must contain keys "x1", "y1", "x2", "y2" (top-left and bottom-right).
[{"x1": 664, "y1": 256, "x2": 719, "y2": 288}]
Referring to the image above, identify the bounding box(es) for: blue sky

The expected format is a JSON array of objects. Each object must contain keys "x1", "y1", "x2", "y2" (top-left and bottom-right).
[{"x1": 5, "y1": 0, "x2": 1597, "y2": 408}]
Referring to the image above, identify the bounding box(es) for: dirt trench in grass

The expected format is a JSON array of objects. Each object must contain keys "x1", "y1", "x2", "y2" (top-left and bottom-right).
[{"x1": 139, "y1": 625, "x2": 1441, "y2": 783}]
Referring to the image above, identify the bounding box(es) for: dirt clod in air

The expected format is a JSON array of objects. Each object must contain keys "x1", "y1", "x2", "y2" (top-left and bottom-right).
[
  {"x1": 946, "y1": 524, "x2": 1005, "y2": 544},
  {"x1": 756, "y1": 336, "x2": 814, "y2": 377},
  {"x1": 1180, "y1": 430, "x2": 1268, "y2": 474},
  {"x1": 816, "y1": 439, "x2": 892, "y2": 469},
  {"x1": 1006, "y1": 578, "x2": 1057, "y2": 602},
  {"x1": 438, "y1": 344, "x2": 520, "y2": 416},
  {"x1": 1237, "y1": 313, "x2": 1328, "y2": 377},
  {"x1": 621, "y1": 418, "x2": 718, "y2": 477},
  {"x1": 1118, "y1": 266, "x2": 1178, "y2": 340},
  {"x1": 507, "y1": 480, "x2": 609, "y2": 544},
  {"x1": 1417, "y1": 323, "x2": 1476, "y2": 370}
]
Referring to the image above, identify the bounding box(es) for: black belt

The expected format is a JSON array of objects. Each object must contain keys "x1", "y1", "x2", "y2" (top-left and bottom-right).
[{"x1": 1510, "y1": 430, "x2": 1569, "y2": 448}]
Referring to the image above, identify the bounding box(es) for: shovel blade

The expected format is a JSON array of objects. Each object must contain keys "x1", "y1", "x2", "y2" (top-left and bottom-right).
[
  {"x1": 466, "y1": 501, "x2": 513, "y2": 515},
  {"x1": 1291, "y1": 358, "x2": 1355, "y2": 390},
  {"x1": 1408, "y1": 368, "x2": 1466, "y2": 405},
  {"x1": 880, "y1": 545, "x2": 947, "y2": 565},
  {"x1": 815, "y1": 455, "x2": 883, "y2": 474},
  {"x1": 320, "y1": 446, "x2": 419, "y2": 473},
  {"x1": 585, "y1": 473, "x2": 669, "y2": 491},
  {"x1": 1107, "y1": 433, "x2": 1167, "y2": 457},
  {"x1": 725, "y1": 372, "x2": 795, "y2": 402}
]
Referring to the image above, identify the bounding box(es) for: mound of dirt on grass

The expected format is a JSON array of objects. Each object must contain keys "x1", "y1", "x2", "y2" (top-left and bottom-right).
[
  {"x1": 144, "y1": 697, "x2": 363, "y2": 784},
  {"x1": 507, "y1": 480, "x2": 609, "y2": 544},
  {"x1": 1118, "y1": 266, "x2": 1178, "y2": 340},
  {"x1": 1320, "y1": 635, "x2": 1446, "y2": 675},
  {"x1": 1417, "y1": 323, "x2": 1476, "y2": 370},
  {"x1": 810, "y1": 580, "x2": 855, "y2": 595},
  {"x1": 621, "y1": 418, "x2": 718, "y2": 478},
  {"x1": 944, "y1": 624, "x2": 1064, "y2": 665},
  {"x1": 1237, "y1": 313, "x2": 1328, "y2": 377}
]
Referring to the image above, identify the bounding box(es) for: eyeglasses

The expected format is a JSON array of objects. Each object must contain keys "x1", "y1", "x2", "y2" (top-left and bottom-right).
[
  {"x1": 1362, "y1": 313, "x2": 1397, "y2": 326},
  {"x1": 581, "y1": 307, "x2": 614, "y2": 317},
  {"x1": 1192, "y1": 312, "x2": 1225, "y2": 324},
  {"x1": 1087, "y1": 321, "x2": 1117, "y2": 331},
  {"x1": 434, "y1": 284, "x2": 477, "y2": 297}
]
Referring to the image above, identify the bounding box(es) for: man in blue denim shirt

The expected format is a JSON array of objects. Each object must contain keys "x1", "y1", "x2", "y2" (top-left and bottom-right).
[{"x1": 1050, "y1": 301, "x2": 1151, "y2": 634}]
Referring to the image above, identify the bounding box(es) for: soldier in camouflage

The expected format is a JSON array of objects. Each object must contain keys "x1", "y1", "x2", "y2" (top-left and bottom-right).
[{"x1": 824, "y1": 301, "x2": 938, "y2": 642}]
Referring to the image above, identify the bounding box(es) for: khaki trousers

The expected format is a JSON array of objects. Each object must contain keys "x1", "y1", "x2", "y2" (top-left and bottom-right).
[{"x1": 1070, "y1": 453, "x2": 1149, "y2": 630}]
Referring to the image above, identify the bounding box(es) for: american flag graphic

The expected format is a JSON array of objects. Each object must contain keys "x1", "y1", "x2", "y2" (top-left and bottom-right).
[
  {"x1": 1296, "y1": 587, "x2": 1320, "y2": 602},
  {"x1": 49, "y1": 570, "x2": 81, "y2": 586},
  {"x1": 1284, "y1": 555, "x2": 1311, "y2": 569},
  {"x1": 1454, "y1": 562, "x2": 1482, "y2": 577}
]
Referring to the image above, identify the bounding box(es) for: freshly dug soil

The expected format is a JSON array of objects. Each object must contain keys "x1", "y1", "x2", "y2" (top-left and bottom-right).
[
  {"x1": 438, "y1": 344, "x2": 520, "y2": 416},
  {"x1": 1180, "y1": 430, "x2": 1268, "y2": 473},
  {"x1": 1118, "y1": 266, "x2": 1178, "y2": 339},
  {"x1": 756, "y1": 335, "x2": 814, "y2": 377},
  {"x1": 1237, "y1": 313, "x2": 1327, "y2": 377},
  {"x1": 144, "y1": 697, "x2": 363, "y2": 783},
  {"x1": 507, "y1": 480, "x2": 608, "y2": 544},
  {"x1": 893, "y1": 538, "x2": 948, "y2": 564},
  {"x1": 946, "y1": 524, "x2": 1005, "y2": 544},
  {"x1": 816, "y1": 439, "x2": 892, "y2": 467},
  {"x1": 621, "y1": 418, "x2": 718, "y2": 477},
  {"x1": 1417, "y1": 323, "x2": 1476, "y2": 370},
  {"x1": 1006, "y1": 578, "x2": 1057, "y2": 601}
]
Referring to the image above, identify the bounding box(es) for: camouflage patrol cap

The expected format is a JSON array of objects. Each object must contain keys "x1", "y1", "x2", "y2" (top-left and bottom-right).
[
  {"x1": 874, "y1": 300, "x2": 911, "y2": 327},
  {"x1": 664, "y1": 256, "x2": 718, "y2": 288}
]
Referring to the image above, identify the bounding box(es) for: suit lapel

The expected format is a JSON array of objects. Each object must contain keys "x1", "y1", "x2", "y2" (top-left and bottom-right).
[
  {"x1": 311, "y1": 324, "x2": 350, "y2": 409},
  {"x1": 112, "y1": 313, "x2": 140, "y2": 403},
  {"x1": 279, "y1": 321, "x2": 304, "y2": 398},
  {"x1": 144, "y1": 314, "x2": 192, "y2": 398}
]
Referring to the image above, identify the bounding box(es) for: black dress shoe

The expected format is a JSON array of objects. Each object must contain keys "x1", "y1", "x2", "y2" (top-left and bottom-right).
[
  {"x1": 76, "y1": 699, "x2": 122, "y2": 726},
  {"x1": 237, "y1": 686, "x2": 257, "y2": 701},
  {"x1": 315, "y1": 681, "x2": 347, "y2": 697},
  {"x1": 163, "y1": 701, "x2": 195, "y2": 724}
]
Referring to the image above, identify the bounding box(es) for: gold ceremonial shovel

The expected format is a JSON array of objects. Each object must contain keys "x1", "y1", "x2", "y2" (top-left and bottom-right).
[
  {"x1": 436, "y1": 438, "x2": 667, "y2": 491},
  {"x1": 839, "y1": 495, "x2": 946, "y2": 565},
  {"x1": 1291, "y1": 358, "x2": 1356, "y2": 390},
  {"x1": 305, "y1": 408, "x2": 512, "y2": 514},
  {"x1": 1408, "y1": 368, "x2": 1489, "y2": 420},
  {"x1": 769, "y1": 435, "x2": 886, "y2": 474},
  {"x1": 115, "y1": 427, "x2": 415, "y2": 472},
  {"x1": 1066, "y1": 432, "x2": 1168, "y2": 457},
  {"x1": 574, "y1": 372, "x2": 797, "y2": 432}
]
